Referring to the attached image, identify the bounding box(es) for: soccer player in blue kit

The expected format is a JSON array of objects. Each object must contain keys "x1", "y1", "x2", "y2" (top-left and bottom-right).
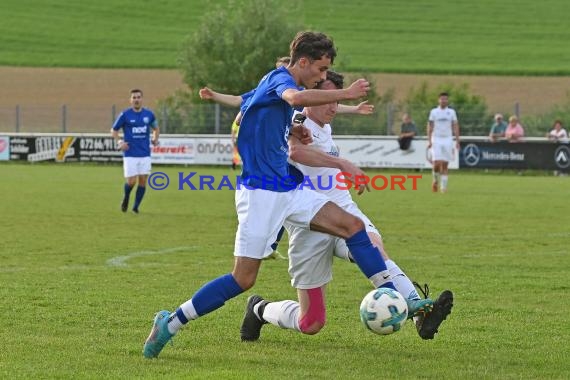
[
  {"x1": 111, "y1": 89, "x2": 159, "y2": 214},
  {"x1": 143, "y1": 31, "x2": 425, "y2": 358}
]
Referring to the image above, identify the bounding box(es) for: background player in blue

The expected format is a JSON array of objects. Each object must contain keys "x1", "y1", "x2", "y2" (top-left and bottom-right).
[
  {"x1": 111, "y1": 89, "x2": 159, "y2": 213},
  {"x1": 143, "y1": 31, "x2": 402, "y2": 358}
]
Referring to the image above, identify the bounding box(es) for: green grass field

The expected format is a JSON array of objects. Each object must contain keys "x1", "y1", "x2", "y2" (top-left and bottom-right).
[
  {"x1": 0, "y1": 163, "x2": 568, "y2": 378},
  {"x1": 2, "y1": 0, "x2": 570, "y2": 74}
]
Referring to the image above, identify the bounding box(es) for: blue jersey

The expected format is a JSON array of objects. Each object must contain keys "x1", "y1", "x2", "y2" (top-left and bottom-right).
[
  {"x1": 238, "y1": 67, "x2": 303, "y2": 192},
  {"x1": 112, "y1": 108, "x2": 157, "y2": 157}
]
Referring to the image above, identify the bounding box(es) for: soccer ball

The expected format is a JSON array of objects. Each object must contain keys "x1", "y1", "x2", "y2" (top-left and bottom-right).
[{"x1": 359, "y1": 288, "x2": 408, "y2": 335}]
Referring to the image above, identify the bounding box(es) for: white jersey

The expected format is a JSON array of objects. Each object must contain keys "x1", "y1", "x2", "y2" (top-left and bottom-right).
[
  {"x1": 429, "y1": 107, "x2": 458, "y2": 138},
  {"x1": 289, "y1": 115, "x2": 353, "y2": 207},
  {"x1": 549, "y1": 128, "x2": 569, "y2": 142}
]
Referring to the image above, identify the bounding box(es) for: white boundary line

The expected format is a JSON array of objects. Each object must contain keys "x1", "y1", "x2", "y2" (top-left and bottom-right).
[{"x1": 106, "y1": 246, "x2": 198, "y2": 267}]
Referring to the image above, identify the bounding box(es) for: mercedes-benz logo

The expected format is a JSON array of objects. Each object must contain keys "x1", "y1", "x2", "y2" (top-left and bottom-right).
[
  {"x1": 463, "y1": 143, "x2": 480, "y2": 167},
  {"x1": 554, "y1": 145, "x2": 570, "y2": 169}
]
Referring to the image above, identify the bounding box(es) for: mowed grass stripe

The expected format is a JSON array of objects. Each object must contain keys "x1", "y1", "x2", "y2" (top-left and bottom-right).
[{"x1": 1, "y1": 0, "x2": 570, "y2": 74}]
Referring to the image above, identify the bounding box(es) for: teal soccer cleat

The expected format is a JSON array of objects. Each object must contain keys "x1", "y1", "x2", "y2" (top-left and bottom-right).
[
  {"x1": 406, "y1": 298, "x2": 433, "y2": 319},
  {"x1": 143, "y1": 310, "x2": 175, "y2": 358}
]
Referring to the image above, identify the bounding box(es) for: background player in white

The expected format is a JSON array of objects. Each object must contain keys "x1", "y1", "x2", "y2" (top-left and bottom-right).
[
  {"x1": 143, "y1": 31, "x2": 401, "y2": 359},
  {"x1": 242, "y1": 72, "x2": 452, "y2": 341},
  {"x1": 427, "y1": 92, "x2": 460, "y2": 193},
  {"x1": 111, "y1": 89, "x2": 159, "y2": 213}
]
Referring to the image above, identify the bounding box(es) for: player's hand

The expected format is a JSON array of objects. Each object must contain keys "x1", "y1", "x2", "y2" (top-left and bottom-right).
[
  {"x1": 355, "y1": 101, "x2": 374, "y2": 115},
  {"x1": 290, "y1": 124, "x2": 313, "y2": 145},
  {"x1": 117, "y1": 140, "x2": 129, "y2": 151},
  {"x1": 151, "y1": 138, "x2": 159, "y2": 146},
  {"x1": 428, "y1": 141, "x2": 432, "y2": 149},
  {"x1": 339, "y1": 160, "x2": 370, "y2": 195},
  {"x1": 199, "y1": 87, "x2": 214, "y2": 100},
  {"x1": 345, "y1": 79, "x2": 370, "y2": 100}
]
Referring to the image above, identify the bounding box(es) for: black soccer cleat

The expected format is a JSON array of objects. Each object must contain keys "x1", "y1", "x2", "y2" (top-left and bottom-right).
[
  {"x1": 240, "y1": 295, "x2": 268, "y2": 342},
  {"x1": 121, "y1": 198, "x2": 128, "y2": 212},
  {"x1": 417, "y1": 290, "x2": 453, "y2": 340}
]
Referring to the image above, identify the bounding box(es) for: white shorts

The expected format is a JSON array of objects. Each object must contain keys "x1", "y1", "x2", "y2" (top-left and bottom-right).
[
  {"x1": 432, "y1": 138, "x2": 454, "y2": 162},
  {"x1": 234, "y1": 187, "x2": 329, "y2": 260},
  {"x1": 123, "y1": 156, "x2": 151, "y2": 178},
  {"x1": 285, "y1": 201, "x2": 381, "y2": 289}
]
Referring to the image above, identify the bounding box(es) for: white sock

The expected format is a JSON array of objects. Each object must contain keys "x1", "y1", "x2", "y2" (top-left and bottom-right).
[
  {"x1": 167, "y1": 299, "x2": 199, "y2": 334},
  {"x1": 167, "y1": 314, "x2": 184, "y2": 334},
  {"x1": 432, "y1": 171, "x2": 440, "y2": 184},
  {"x1": 385, "y1": 260, "x2": 420, "y2": 300},
  {"x1": 262, "y1": 300, "x2": 300, "y2": 331},
  {"x1": 441, "y1": 175, "x2": 448, "y2": 190}
]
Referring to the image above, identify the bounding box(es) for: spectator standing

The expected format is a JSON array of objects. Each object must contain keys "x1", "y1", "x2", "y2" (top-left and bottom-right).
[
  {"x1": 489, "y1": 113, "x2": 507, "y2": 142},
  {"x1": 505, "y1": 116, "x2": 524, "y2": 142}
]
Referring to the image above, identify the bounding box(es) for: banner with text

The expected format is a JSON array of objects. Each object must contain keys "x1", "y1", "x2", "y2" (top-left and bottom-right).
[
  {"x1": 5, "y1": 135, "x2": 462, "y2": 169},
  {"x1": 459, "y1": 141, "x2": 570, "y2": 172},
  {"x1": 79, "y1": 136, "x2": 123, "y2": 162},
  {"x1": 10, "y1": 136, "x2": 80, "y2": 162},
  {"x1": 335, "y1": 138, "x2": 459, "y2": 169}
]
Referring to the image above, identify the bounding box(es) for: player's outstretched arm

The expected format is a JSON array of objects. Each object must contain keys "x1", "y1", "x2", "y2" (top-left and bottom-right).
[
  {"x1": 337, "y1": 101, "x2": 374, "y2": 115},
  {"x1": 282, "y1": 79, "x2": 370, "y2": 108},
  {"x1": 288, "y1": 136, "x2": 369, "y2": 195},
  {"x1": 199, "y1": 87, "x2": 242, "y2": 107}
]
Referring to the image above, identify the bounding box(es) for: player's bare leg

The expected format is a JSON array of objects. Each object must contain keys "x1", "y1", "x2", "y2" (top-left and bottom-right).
[{"x1": 432, "y1": 161, "x2": 442, "y2": 192}]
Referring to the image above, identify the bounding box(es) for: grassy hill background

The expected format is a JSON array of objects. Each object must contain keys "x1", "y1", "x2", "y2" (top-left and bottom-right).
[{"x1": 1, "y1": 0, "x2": 570, "y2": 75}]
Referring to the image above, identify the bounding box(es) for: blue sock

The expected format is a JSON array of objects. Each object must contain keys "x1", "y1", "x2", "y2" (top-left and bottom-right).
[
  {"x1": 345, "y1": 229, "x2": 395, "y2": 290},
  {"x1": 190, "y1": 273, "x2": 244, "y2": 316},
  {"x1": 270, "y1": 225, "x2": 286, "y2": 251},
  {"x1": 123, "y1": 183, "x2": 134, "y2": 200},
  {"x1": 133, "y1": 186, "x2": 146, "y2": 210}
]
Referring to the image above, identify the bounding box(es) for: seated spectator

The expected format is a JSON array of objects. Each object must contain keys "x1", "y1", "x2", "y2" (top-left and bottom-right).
[
  {"x1": 505, "y1": 116, "x2": 524, "y2": 142},
  {"x1": 546, "y1": 119, "x2": 569, "y2": 143},
  {"x1": 489, "y1": 113, "x2": 507, "y2": 142},
  {"x1": 398, "y1": 113, "x2": 417, "y2": 150}
]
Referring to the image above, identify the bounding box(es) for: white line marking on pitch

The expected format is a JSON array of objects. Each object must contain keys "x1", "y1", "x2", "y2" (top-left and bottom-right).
[{"x1": 106, "y1": 246, "x2": 198, "y2": 267}]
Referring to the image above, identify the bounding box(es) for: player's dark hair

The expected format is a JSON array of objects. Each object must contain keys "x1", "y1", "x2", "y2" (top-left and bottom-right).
[
  {"x1": 316, "y1": 70, "x2": 344, "y2": 90},
  {"x1": 275, "y1": 56, "x2": 291, "y2": 68},
  {"x1": 439, "y1": 92, "x2": 449, "y2": 97},
  {"x1": 289, "y1": 31, "x2": 336, "y2": 65},
  {"x1": 130, "y1": 89, "x2": 143, "y2": 96}
]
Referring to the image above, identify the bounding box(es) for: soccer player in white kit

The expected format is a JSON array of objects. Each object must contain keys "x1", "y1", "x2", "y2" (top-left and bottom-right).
[
  {"x1": 427, "y1": 92, "x2": 460, "y2": 193},
  {"x1": 241, "y1": 72, "x2": 453, "y2": 340}
]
